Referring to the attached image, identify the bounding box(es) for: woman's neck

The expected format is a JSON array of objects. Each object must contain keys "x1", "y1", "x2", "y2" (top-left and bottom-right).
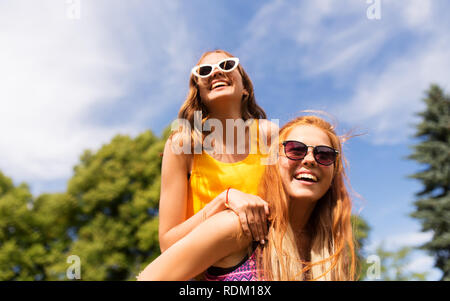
[
  {"x1": 288, "y1": 199, "x2": 316, "y2": 262},
  {"x1": 208, "y1": 110, "x2": 242, "y2": 123},
  {"x1": 206, "y1": 94, "x2": 242, "y2": 121},
  {"x1": 205, "y1": 105, "x2": 249, "y2": 155},
  {"x1": 288, "y1": 198, "x2": 316, "y2": 238}
]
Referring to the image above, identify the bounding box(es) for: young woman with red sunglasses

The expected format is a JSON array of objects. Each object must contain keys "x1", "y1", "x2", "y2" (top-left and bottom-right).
[{"x1": 139, "y1": 115, "x2": 357, "y2": 281}]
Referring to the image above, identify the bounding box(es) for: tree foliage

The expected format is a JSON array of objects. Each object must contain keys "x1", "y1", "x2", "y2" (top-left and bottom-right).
[
  {"x1": 0, "y1": 172, "x2": 76, "y2": 280},
  {"x1": 408, "y1": 84, "x2": 450, "y2": 280},
  {"x1": 0, "y1": 128, "x2": 169, "y2": 280},
  {"x1": 351, "y1": 215, "x2": 371, "y2": 280},
  {"x1": 59, "y1": 130, "x2": 167, "y2": 280}
]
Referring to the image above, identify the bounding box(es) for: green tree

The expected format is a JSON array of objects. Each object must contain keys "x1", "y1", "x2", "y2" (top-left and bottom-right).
[
  {"x1": 0, "y1": 172, "x2": 76, "y2": 280},
  {"x1": 47, "y1": 129, "x2": 169, "y2": 280},
  {"x1": 0, "y1": 171, "x2": 35, "y2": 280},
  {"x1": 408, "y1": 84, "x2": 450, "y2": 280},
  {"x1": 351, "y1": 215, "x2": 371, "y2": 280}
]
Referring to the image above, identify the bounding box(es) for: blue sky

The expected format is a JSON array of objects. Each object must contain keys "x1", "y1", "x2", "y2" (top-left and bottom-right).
[{"x1": 1, "y1": 0, "x2": 449, "y2": 280}]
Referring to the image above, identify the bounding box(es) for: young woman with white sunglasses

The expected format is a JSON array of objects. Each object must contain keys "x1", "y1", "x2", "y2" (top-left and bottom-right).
[{"x1": 157, "y1": 50, "x2": 278, "y2": 278}]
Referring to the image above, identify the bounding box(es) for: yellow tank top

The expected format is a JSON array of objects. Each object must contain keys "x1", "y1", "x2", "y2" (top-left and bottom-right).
[{"x1": 186, "y1": 119, "x2": 268, "y2": 219}]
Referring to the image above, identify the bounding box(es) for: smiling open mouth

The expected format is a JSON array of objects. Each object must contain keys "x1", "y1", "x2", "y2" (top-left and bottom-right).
[
  {"x1": 294, "y1": 173, "x2": 318, "y2": 182},
  {"x1": 210, "y1": 80, "x2": 230, "y2": 90}
]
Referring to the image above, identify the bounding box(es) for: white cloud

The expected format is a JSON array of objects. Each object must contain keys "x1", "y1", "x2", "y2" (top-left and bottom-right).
[
  {"x1": 0, "y1": 0, "x2": 195, "y2": 193},
  {"x1": 366, "y1": 231, "x2": 433, "y2": 253},
  {"x1": 239, "y1": 0, "x2": 450, "y2": 144},
  {"x1": 403, "y1": 253, "x2": 441, "y2": 280},
  {"x1": 239, "y1": 1, "x2": 374, "y2": 78},
  {"x1": 331, "y1": 0, "x2": 450, "y2": 144},
  {"x1": 334, "y1": 36, "x2": 450, "y2": 144},
  {"x1": 388, "y1": 231, "x2": 432, "y2": 249},
  {"x1": 364, "y1": 231, "x2": 442, "y2": 280},
  {"x1": 0, "y1": 1, "x2": 129, "y2": 182},
  {"x1": 405, "y1": 254, "x2": 433, "y2": 272},
  {"x1": 401, "y1": 0, "x2": 433, "y2": 28}
]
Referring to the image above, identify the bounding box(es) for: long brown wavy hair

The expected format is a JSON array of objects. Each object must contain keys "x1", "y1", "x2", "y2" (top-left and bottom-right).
[
  {"x1": 257, "y1": 115, "x2": 357, "y2": 281},
  {"x1": 173, "y1": 50, "x2": 267, "y2": 148}
]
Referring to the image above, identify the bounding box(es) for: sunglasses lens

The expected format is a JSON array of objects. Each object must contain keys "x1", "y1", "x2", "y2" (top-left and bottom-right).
[
  {"x1": 219, "y1": 59, "x2": 236, "y2": 71},
  {"x1": 314, "y1": 146, "x2": 337, "y2": 166},
  {"x1": 198, "y1": 66, "x2": 213, "y2": 77},
  {"x1": 284, "y1": 141, "x2": 307, "y2": 160}
]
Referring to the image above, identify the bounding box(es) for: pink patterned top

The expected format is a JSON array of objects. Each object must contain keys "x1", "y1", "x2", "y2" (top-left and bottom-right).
[{"x1": 204, "y1": 250, "x2": 260, "y2": 281}]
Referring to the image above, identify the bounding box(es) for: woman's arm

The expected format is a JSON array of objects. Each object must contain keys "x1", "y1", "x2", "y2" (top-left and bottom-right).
[
  {"x1": 158, "y1": 137, "x2": 228, "y2": 252},
  {"x1": 158, "y1": 135, "x2": 271, "y2": 252},
  {"x1": 138, "y1": 210, "x2": 251, "y2": 281}
]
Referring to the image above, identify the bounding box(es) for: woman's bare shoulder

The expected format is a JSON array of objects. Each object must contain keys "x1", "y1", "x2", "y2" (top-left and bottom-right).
[{"x1": 162, "y1": 133, "x2": 193, "y2": 165}]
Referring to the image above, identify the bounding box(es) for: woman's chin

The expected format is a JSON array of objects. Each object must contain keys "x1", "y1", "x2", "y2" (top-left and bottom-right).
[
  {"x1": 289, "y1": 186, "x2": 320, "y2": 202},
  {"x1": 205, "y1": 87, "x2": 240, "y2": 101},
  {"x1": 207, "y1": 94, "x2": 231, "y2": 102}
]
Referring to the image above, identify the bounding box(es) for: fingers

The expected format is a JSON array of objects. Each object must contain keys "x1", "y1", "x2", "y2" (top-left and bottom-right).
[
  {"x1": 255, "y1": 200, "x2": 269, "y2": 244},
  {"x1": 263, "y1": 201, "x2": 270, "y2": 216},
  {"x1": 258, "y1": 204, "x2": 268, "y2": 240},
  {"x1": 249, "y1": 201, "x2": 267, "y2": 244},
  {"x1": 238, "y1": 212, "x2": 252, "y2": 238},
  {"x1": 225, "y1": 189, "x2": 270, "y2": 244},
  {"x1": 256, "y1": 209, "x2": 266, "y2": 244},
  {"x1": 246, "y1": 207, "x2": 259, "y2": 242},
  {"x1": 254, "y1": 197, "x2": 269, "y2": 242}
]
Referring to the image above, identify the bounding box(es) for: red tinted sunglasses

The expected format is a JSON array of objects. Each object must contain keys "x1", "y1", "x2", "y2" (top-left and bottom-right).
[{"x1": 282, "y1": 140, "x2": 339, "y2": 166}]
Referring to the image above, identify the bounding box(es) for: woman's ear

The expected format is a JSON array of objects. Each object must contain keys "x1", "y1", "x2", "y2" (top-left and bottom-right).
[{"x1": 243, "y1": 89, "x2": 249, "y2": 97}]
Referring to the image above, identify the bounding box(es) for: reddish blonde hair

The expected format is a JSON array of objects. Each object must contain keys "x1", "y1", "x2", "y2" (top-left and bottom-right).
[{"x1": 257, "y1": 115, "x2": 357, "y2": 280}]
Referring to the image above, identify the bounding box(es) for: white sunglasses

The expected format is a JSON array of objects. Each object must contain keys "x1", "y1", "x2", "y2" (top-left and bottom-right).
[{"x1": 191, "y1": 57, "x2": 240, "y2": 78}]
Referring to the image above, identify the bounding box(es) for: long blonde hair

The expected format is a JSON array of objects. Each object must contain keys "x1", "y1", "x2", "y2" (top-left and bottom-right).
[
  {"x1": 173, "y1": 50, "x2": 266, "y2": 148},
  {"x1": 257, "y1": 116, "x2": 357, "y2": 281}
]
